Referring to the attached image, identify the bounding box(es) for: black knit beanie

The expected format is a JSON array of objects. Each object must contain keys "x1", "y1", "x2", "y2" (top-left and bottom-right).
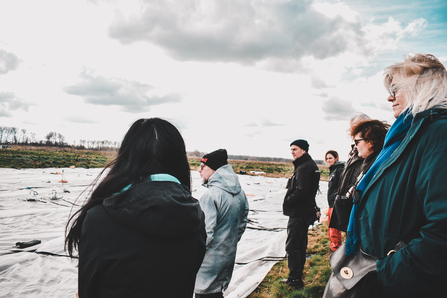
[
  {"x1": 201, "y1": 149, "x2": 228, "y2": 171},
  {"x1": 290, "y1": 139, "x2": 309, "y2": 152}
]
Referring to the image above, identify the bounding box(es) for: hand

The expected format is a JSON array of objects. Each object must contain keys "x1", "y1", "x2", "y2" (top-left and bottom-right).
[{"x1": 315, "y1": 206, "x2": 321, "y2": 222}]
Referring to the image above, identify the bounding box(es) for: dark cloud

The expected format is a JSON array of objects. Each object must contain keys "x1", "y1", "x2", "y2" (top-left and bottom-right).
[
  {"x1": 107, "y1": 0, "x2": 368, "y2": 67},
  {"x1": 0, "y1": 92, "x2": 32, "y2": 117},
  {"x1": 63, "y1": 71, "x2": 182, "y2": 112},
  {"x1": 322, "y1": 97, "x2": 356, "y2": 121},
  {"x1": 0, "y1": 50, "x2": 20, "y2": 75}
]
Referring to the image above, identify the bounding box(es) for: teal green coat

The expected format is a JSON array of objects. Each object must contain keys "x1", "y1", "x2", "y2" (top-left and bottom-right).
[{"x1": 358, "y1": 108, "x2": 447, "y2": 298}]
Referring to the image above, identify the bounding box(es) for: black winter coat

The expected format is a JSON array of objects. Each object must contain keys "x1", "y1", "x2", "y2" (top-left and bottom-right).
[
  {"x1": 283, "y1": 153, "x2": 320, "y2": 218},
  {"x1": 327, "y1": 161, "x2": 344, "y2": 208},
  {"x1": 78, "y1": 181, "x2": 206, "y2": 298},
  {"x1": 329, "y1": 151, "x2": 378, "y2": 231}
]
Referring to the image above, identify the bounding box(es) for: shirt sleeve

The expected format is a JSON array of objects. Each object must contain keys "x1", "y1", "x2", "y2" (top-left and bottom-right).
[{"x1": 238, "y1": 194, "x2": 249, "y2": 241}]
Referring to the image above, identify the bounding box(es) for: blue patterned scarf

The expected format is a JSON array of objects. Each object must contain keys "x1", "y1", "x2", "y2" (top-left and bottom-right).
[{"x1": 345, "y1": 109, "x2": 413, "y2": 256}]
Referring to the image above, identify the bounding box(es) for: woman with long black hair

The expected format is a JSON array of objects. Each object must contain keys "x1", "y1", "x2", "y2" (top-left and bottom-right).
[{"x1": 65, "y1": 118, "x2": 206, "y2": 298}]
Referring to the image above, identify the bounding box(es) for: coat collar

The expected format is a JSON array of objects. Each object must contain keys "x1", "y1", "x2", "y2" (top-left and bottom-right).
[
  {"x1": 360, "y1": 107, "x2": 447, "y2": 202},
  {"x1": 292, "y1": 153, "x2": 312, "y2": 169}
]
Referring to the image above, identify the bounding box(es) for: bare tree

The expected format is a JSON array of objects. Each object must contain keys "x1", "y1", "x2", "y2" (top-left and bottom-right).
[
  {"x1": 20, "y1": 129, "x2": 28, "y2": 144},
  {"x1": 46, "y1": 132, "x2": 55, "y2": 144},
  {"x1": 3, "y1": 127, "x2": 14, "y2": 143},
  {"x1": 56, "y1": 133, "x2": 65, "y2": 145},
  {"x1": 0, "y1": 127, "x2": 5, "y2": 143},
  {"x1": 11, "y1": 127, "x2": 19, "y2": 144}
]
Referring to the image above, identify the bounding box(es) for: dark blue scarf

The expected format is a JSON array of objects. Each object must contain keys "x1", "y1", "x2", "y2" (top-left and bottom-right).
[{"x1": 345, "y1": 109, "x2": 413, "y2": 256}]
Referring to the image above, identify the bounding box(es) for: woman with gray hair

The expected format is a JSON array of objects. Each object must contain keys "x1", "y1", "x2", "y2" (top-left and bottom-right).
[{"x1": 338, "y1": 53, "x2": 447, "y2": 297}]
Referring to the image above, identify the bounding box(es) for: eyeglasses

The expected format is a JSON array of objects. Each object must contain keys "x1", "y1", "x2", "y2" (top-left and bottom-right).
[
  {"x1": 389, "y1": 84, "x2": 398, "y2": 98},
  {"x1": 354, "y1": 138, "x2": 367, "y2": 146},
  {"x1": 199, "y1": 163, "x2": 206, "y2": 170}
]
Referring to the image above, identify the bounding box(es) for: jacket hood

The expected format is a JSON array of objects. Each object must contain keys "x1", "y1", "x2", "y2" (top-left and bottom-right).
[
  {"x1": 330, "y1": 161, "x2": 344, "y2": 170},
  {"x1": 204, "y1": 164, "x2": 241, "y2": 195},
  {"x1": 102, "y1": 181, "x2": 204, "y2": 239}
]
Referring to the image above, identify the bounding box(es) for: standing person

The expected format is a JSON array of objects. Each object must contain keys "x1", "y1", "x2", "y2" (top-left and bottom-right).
[
  {"x1": 325, "y1": 150, "x2": 344, "y2": 251},
  {"x1": 329, "y1": 113, "x2": 370, "y2": 232},
  {"x1": 194, "y1": 149, "x2": 249, "y2": 298},
  {"x1": 351, "y1": 53, "x2": 447, "y2": 297},
  {"x1": 323, "y1": 119, "x2": 389, "y2": 298},
  {"x1": 65, "y1": 118, "x2": 206, "y2": 298},
  {"x1": 282, "y1": 139, "x2": 320, "y2": 290}
]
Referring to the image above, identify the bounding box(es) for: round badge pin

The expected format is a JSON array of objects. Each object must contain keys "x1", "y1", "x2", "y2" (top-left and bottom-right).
[{"x1": 340, "y1": 267, "x2": 354, "y2": 279}]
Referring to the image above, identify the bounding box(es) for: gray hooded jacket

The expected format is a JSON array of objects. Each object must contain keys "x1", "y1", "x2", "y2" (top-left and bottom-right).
[{"x1": 194, "y1": 164, "x2": 249, "y2": 294}]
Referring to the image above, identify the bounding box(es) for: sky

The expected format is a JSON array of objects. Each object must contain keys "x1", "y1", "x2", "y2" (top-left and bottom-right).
[{"x1": 0, "y1": 0, "x2": 446, "y2": 160}]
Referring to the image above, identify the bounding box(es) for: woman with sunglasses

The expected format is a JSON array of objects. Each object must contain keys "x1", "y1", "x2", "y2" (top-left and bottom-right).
[
  {"x1": 65, "y1": 118, "x2": 206, "y2": 298},
  {"x1": 345, "y1": 119, "x2": 390, "y2": 203},
  {"x1": 345, "y1": 53, "x2": 447, "y2": 297},
  {"x1": 329, "y1": 113, "x2": 371, "y2": 234}
]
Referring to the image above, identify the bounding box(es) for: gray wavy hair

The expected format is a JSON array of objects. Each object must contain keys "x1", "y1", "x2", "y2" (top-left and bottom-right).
[{"x1": 384, "y1": 53, "x2": 447, "y2": 116}]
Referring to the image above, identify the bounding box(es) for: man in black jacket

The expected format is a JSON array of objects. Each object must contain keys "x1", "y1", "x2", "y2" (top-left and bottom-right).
[{"x1": 282, "y1": 139, "x2": 320, "y2": 289}]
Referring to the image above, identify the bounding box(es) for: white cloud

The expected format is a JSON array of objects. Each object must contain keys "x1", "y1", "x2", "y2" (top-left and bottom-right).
[
  {"x1": 0, "y1": 92, "x2": 33, "y2": 117},
  {"x1": 0, "y1": 50, "x2": 20, "y2": 75},
  {"x1": 63, "y1": 70, "x2": 182, "y2": 112},
  {"x1": 362, "y1": 17, "x2": 428, "y2": 51},
  {"x1": 322, "y1": 97, "x2": 357, "y2": 121},
  {"x1": 312, "y1": 2, "x2": 359, "y2": 23},
  {"x1": 107, "y1": 0, "x2": 371, "y2": 69}
]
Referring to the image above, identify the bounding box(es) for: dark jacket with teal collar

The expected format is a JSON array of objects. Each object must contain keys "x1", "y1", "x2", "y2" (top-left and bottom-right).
[
  {"x1": 357, "y1": 108, "x2": 447, "y2": 298},
  {"x1": 78, "y1": 180, "x2": 206, "y2": 298}
]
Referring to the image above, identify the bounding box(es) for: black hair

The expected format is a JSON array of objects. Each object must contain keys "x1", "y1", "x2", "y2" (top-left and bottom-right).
[{"x1": 65, "y1": 118, "x2": 191, "y2": 258}]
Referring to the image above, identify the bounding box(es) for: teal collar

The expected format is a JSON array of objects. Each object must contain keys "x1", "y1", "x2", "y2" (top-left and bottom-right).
[
  {"x1": 149, "y1": 174, "x2": 181, "y2": 184},
  {"x1": 114, "y1": 174, "x2": 180, "y2": 195}
]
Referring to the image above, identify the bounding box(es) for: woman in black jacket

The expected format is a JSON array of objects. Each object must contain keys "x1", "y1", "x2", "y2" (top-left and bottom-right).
[
  {"x1": 65, "y1": 118, "x2": 206, "y2": 298},
  {"x1": 325, "y1": 150, "x2": 344, "y2": 251},
  {"x1": 329, "y1": 119, "x2": 389, "y2": 232}
]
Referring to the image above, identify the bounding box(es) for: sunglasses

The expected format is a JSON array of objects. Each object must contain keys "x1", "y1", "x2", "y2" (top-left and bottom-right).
[
  {"x1": 354, "y1": 138, "x2": 367, "y2": 146},
  {"x1": 389, "y1": 84, "x2": 398, "y2": 98}
]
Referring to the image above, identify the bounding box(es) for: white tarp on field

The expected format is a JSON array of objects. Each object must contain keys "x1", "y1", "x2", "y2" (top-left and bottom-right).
[{"x1": 0, "y1": 167, "x2": 328, "y2": 298}]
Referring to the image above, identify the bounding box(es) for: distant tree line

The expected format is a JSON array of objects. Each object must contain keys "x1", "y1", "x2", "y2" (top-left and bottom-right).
[
  {"x1": 1, "y1": 127, "x2": 325, "y2": 163},
  {"x1": 0, "y1": 126, "x2": 120, "y2": 152}
]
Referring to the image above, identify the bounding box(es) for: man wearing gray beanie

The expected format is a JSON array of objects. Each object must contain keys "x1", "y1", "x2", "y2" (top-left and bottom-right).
[
  {"x1": 195, "y1": 149, "x2": 249, "y2": 298},
  {"x1": 282, "y1": 139, "x2": 320, "y2": 290}
]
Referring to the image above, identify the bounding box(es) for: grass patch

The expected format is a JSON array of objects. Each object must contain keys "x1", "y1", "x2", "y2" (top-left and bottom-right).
[
  {"x1": 248, "y1": 222, "x2": 332, "y2": 298},
  {"x1": 0, "y1": 147, "x2": 114, "y2": 168},
  {"x1": 2, "y1": 147, "x2": 329, "y2": 181}
]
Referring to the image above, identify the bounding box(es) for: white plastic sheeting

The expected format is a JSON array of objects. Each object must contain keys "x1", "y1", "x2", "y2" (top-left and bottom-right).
[{"x1": 0, "y1": 167, "x2": 328, "y2": 298}]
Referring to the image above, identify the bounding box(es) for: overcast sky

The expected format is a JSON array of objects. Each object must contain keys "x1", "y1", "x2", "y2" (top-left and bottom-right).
[{"x1": 1, "y1": 0, "x2": 446, "y2": 160}]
